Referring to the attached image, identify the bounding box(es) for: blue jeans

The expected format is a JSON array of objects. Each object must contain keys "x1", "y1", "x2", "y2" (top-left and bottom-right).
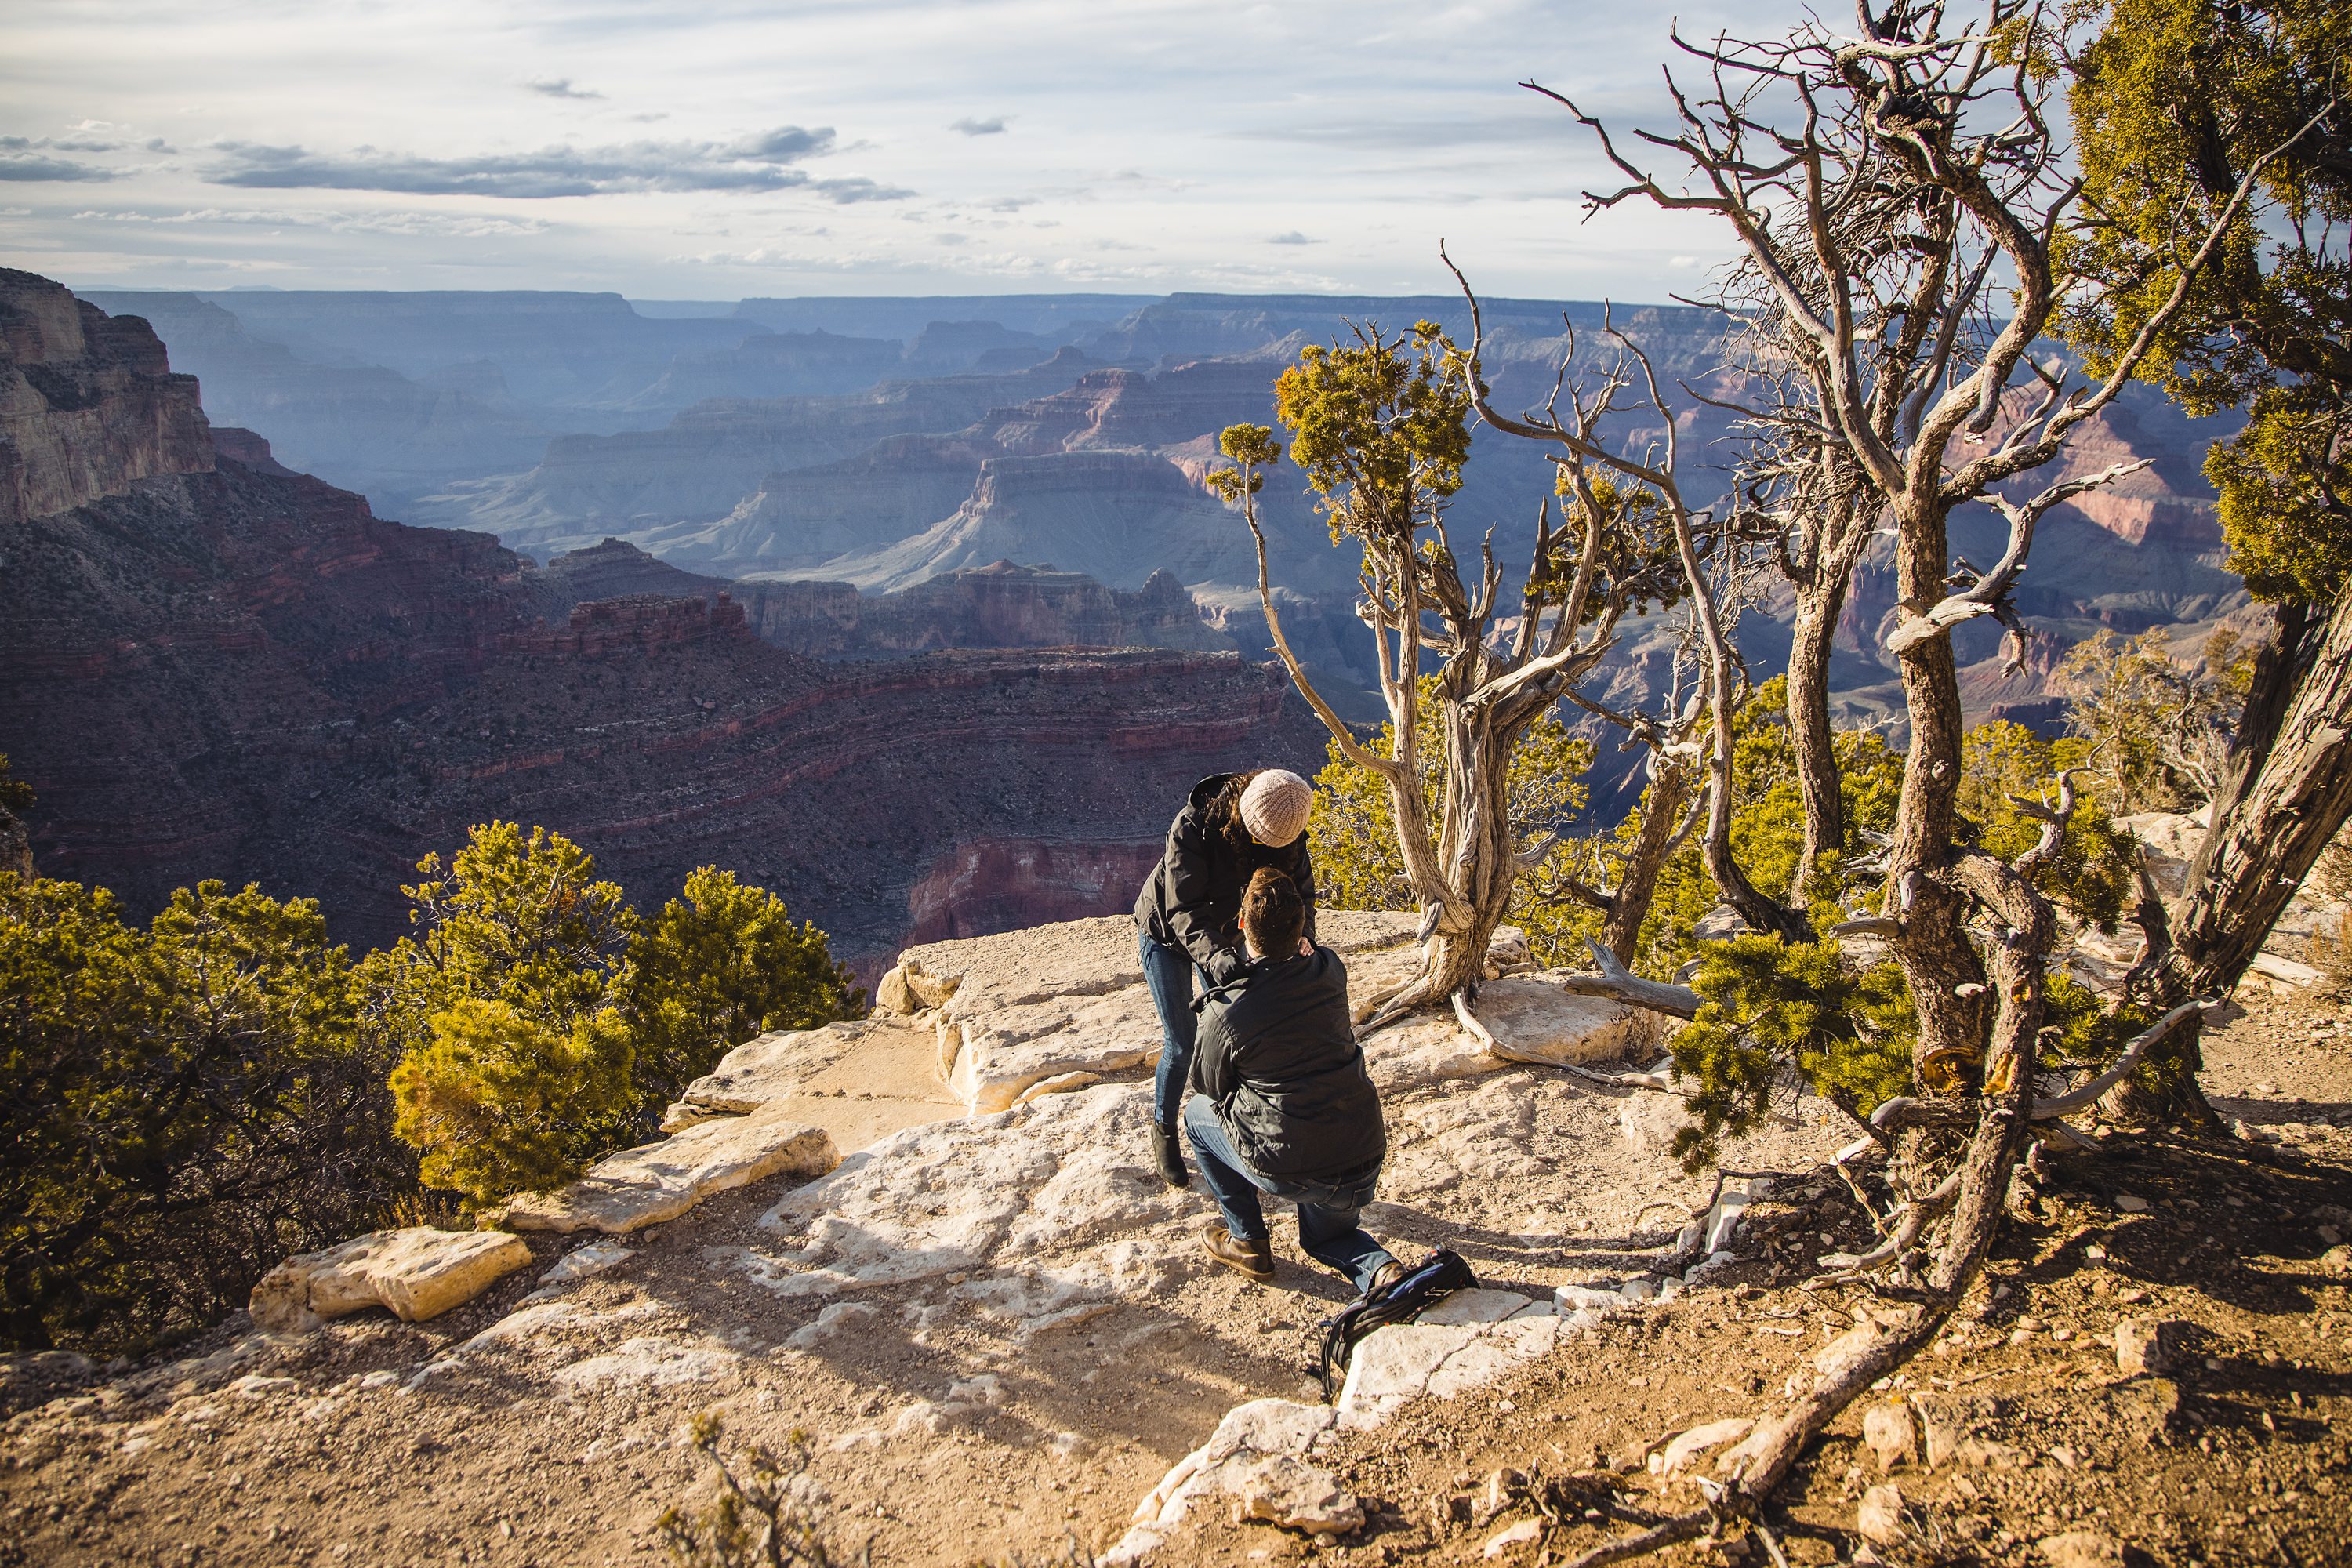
[
  {"x1": 1140, "y1": 927, "x2": 1207, "y2": 1127},
  {"x1": 1183, "y1": 1093, "x2": 1396, "y2": 1293}
]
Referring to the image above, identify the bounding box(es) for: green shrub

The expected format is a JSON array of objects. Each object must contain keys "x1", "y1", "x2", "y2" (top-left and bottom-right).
[
  {"x1": 1668, "y1": 933, "x2": 1917, "y2": 1172},
  {"x1": 622, "y1": 866, "x2": 862, "y2": 1107},
  {"x1": 1, "y1": 877, "x2": 411, "y2": 1354},
  {"x1": 388, "y1": 997, "x2": 635, "y2": 1205}
]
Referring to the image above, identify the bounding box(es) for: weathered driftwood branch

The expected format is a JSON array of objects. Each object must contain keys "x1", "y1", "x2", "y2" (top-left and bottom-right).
[{"x1": 1555, "y1": 939, "x2": 1703, "y2": 1019}]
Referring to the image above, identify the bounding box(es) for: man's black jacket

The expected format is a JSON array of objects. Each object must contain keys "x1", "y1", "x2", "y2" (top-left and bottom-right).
[
  {"x1": 1191, "y1": 944, "x2": 1385, "y2": 1185},
  {"x1": 1134, "y1": 772, "x2": 1317, "y2": 985}
]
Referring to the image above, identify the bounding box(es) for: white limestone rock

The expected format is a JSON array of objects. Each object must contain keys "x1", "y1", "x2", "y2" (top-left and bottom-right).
[
  {"x1": 1468, "y1": 978, "x2": 1664, "y2": 1068},
  {"x1": 679, "y1": 1024, "x2": 862, "y2": 1114},
  {"x1": 1334, "y1": 1299, "x2": 1563, "y2": 1427},
  {"x1": 249, "y1": 1227, "x2": 532, "y2": 1333},
  {"x1": 752, "y1": 1083, "x2": 1192, "y2": 1297},
  {"x1": 553, "y1": 1336, "x2": 738, "y2": 1390},
  {"x1": 914, "y1": 912, "x2": 1424, "y2": 1113},
  {"x1": 1113, "y1": 1397, "x2": 1354, "y2": 1559},
  {"x1": 501, "y1": 1103, "x2": 839, "y2": 1236}
]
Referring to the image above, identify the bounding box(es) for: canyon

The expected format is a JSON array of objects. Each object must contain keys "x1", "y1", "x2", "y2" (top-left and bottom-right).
[
  {"x1": 84, "y1": 284, "x2": 2256, "y2": 744},
  {"x1": 0, "y1": 270, "x2": 1322, "y2": 964}
]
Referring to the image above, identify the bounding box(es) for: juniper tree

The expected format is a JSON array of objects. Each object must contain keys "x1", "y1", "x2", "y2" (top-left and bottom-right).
[
  {"x1": 2063, "y1": 0, "x2": 2352, "y2": 1117},
  {"x1": 1210, "y1": 324, "x2": 1684, "y2": 1024}
]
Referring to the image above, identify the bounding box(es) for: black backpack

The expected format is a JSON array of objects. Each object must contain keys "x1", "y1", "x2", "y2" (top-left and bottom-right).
[{"x1": 1316, "y1": 1248, "x2": 1480, "y2": 1401}]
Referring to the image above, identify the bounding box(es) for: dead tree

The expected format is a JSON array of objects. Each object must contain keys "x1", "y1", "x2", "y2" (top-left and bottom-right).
[
  {"x1": 1545, "y1": 0, "x2": 2299, "y2": 1094},
  {"x1": 1463, "y1": 2, "x2": 2319, "y2": 1559},
  {"x1": 1210, "y1": 323, "x2": 1684, "y2": 1025},
  {"x1": 1442, "y1": 272, "x2": 1812, "y2": 947}
]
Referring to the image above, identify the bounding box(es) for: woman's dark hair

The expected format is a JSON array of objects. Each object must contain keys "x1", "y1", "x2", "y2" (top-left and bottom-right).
[
  {"x1": 1206, "y1": 769, "x2": 1264, "y2": 851},
  {"x1": 1241, "y1": 867, "x2": 1305, "y2": 958}
]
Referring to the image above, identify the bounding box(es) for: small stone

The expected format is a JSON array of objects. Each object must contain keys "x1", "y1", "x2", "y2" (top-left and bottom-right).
[
  {"x1": 1854, "y1": 1483, "x2": 1907, "y2": 1547},
  {"x1": 1908, "y1": 1395, "x2": 1971, "y2": 1468},
  {"x1": 2117, "y1": 1288, "x2": 2150, "y2": 1305},
  {"x1": 1232, "y1": 1456, "x2": 1363, "y2": 1535},
  {"x1": 2038, "y1": 1530, "x2": 2125, "y2": 1568},
  {"x1": 1863, "y1": 1402, "x2": 1918, "y2": 1472},
  {"x1": 1482, "y1": 1519, "x2": 1543, "y2": 1559},
  {"x1": 2320, "y1": 1225, "x2": 2343, "y2": 1247},
  {"x1": 2113, "y1": 1194, "x2": 2151, "y2": 1214},
  {"x1": 2114, "y1": 1318, "x2": 2190, "y2": 1376},
  {"x1": 2106, "y1": 1377, "x2": 2180, "y2": 1439}
]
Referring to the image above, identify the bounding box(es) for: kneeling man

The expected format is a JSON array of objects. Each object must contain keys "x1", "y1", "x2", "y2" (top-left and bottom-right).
[{"x1": 1185, "y1": 866, "x2": 1403, "y2": 1294}]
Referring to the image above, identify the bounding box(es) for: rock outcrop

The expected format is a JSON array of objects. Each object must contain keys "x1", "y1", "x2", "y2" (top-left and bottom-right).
[
  {"x1": 499, "y1": 1105, "x2": 840, "y2": 1236},
  {"x1": 5, "y1": 903, "x2": 1865, "y2": 1565},
  {"x1": 2, "y1": 268, "x2": 212, "y2": 525},
  {"x1": 248, "y1": 1228, "x2": 532, "y2": 1332}
]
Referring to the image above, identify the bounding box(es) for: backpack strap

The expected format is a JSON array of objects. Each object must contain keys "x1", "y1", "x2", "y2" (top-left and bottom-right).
[{"x1": 1316, "y1": 1249, "x2": 1480, "y2": 1402}]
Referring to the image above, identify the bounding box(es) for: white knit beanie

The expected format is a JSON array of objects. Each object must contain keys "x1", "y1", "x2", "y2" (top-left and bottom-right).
[{"x1": 1239, "y1": 769, "x2": 1313, "y2": 847}]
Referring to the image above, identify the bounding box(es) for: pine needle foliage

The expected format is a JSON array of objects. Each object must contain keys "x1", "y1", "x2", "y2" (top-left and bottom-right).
[
  {"x1": 1, "y1": 877, "x2": 410, "y2": 1354},
  {"x1": 1668, "y1": 934, "x2": 1918, "y2": 1171}
]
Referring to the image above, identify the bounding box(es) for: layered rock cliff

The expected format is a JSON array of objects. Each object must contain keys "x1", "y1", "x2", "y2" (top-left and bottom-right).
[
  {"x1": 533, "y1": 539, "x2": 1235, "y2": 659},
  {"x1": 2, "y1": 268, "x2": 214, "y2": 524},
  {"x1": 0, "y1": 273, "x2": 1323, "y2": 963}
]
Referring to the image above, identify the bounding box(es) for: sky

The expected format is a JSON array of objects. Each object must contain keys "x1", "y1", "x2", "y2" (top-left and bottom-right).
[{"x1": 1, "y1": 0, "x2": 1791, "y2": 302}]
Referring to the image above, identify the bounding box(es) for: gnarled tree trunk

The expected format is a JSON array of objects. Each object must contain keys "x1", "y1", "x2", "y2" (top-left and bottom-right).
[
  {"x1": 2114, "y1": 594, "x2": 2352, "y2": 1123},
  {"x1": 1600, "y1": 758, "x2": 1694, "y2": 964}
]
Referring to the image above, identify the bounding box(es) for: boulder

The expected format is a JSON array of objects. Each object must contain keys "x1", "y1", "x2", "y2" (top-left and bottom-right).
[
  {"x1": 1468, "y1": 979, "x2": 1665, "y2": 1068},
  {"x1": 1232, "y1": 1455, "x2": 1363, "y2": 1534},
  {"x1": 679, "y1": 1024, "x2": 862, "y2": 1114},
  {"x1": 249, "y1": 1227, "x2": 532, "y2": 1333},
  {"x1": 500, "y1": 1104, "x2": 839, "y2": 1236},
  {"x1": 873, "y1": 965, "x2": 919, "y2": 1015}
]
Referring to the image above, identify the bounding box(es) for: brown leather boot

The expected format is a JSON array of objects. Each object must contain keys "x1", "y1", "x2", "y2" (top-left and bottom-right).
[
  {"x1": 1201, "y1": 1223, "x2": 1275, "y2": 1282},
  {"x1": 1367, "y1": 1258, "x2": 1409, "y2": 1298}
]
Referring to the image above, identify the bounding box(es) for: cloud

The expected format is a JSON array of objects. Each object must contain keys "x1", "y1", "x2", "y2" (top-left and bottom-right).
[
  {"x1": 950, "y1": 116, "x2": 1009, "y2": 136},
  {"x1": 526, "y1": 78, "x2": 604, "y2": 100},
  {"x1": 73, "y1": 206, "x2": 554, "y2": 238},
  {"x1": 199, "y1": 126, "x2": 911, "y2": 201},
  {"x1": 0, "y1": 154, "x2": 118, "y2": 183},
  {"x1": 1268, "y1": 230, "x2": 1317, "y2": 245}
]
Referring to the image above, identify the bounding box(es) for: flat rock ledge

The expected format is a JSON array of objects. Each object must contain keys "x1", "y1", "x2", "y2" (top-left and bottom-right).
[
  {"x1": 866, "y1": 913, "x2": 1669, "y2": 1115},
  {"x1": 499, "y1": 1103, "x2": 840, "y2": 1236},
  {"x1": 1110, "y1": 1288, "x2": 1603, "y2": 1561},
  {"x1": 249, "y1": 1228, "x2": 532, "y2": 1334}
]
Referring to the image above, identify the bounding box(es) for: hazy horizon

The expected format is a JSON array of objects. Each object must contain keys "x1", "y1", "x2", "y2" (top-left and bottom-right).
[{"x1": 2, "y1": 1, "x2": 1791, "y2": 302}]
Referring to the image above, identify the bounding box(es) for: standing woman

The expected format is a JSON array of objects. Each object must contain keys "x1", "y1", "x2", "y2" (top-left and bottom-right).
[{"x1": 1133, "y1": 768, "x2": 1317, "y2": 1187}]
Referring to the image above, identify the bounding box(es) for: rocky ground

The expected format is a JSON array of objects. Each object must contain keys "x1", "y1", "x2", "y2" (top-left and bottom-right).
[
  {"x1": 1, "y1": 936, "x2": 2343, "y2": 1568},
  {"x1": 1148, "y1": 997, "x2": 2352, "y2": 1568}
]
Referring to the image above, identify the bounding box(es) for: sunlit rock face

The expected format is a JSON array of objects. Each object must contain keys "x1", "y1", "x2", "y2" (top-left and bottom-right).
[{"x1": 1, "y1": 268, "x2": 214, "y2": 524}]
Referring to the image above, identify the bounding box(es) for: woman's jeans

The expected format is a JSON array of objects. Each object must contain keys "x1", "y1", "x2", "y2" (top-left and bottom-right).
[
  {"x1": 1182, "y1": 1093, "x2": 1396, "y2": 1294},
  {"x1": 1139, "y1": 927, "x2": 1207, "y2": 1128}
]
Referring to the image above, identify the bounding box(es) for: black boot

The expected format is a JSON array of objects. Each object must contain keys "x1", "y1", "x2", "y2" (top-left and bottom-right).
[{"x1": 1151, "y1": 1120, "x2": 1189, "y2": 1189}]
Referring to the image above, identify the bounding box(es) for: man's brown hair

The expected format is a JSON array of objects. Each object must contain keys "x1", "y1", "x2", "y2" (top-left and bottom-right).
[{"x1": 1241, "y1": 866, "x2": 1305, "y2": 959}]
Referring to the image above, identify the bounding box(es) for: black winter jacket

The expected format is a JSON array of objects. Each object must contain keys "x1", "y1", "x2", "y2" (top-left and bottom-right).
[
  {"x1": 1191, "y1": 945, "x2": 1385, "y2": 1185},
  {"x1": 1134, "y1": 773, "x2": 1317, "y2": 986}
]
